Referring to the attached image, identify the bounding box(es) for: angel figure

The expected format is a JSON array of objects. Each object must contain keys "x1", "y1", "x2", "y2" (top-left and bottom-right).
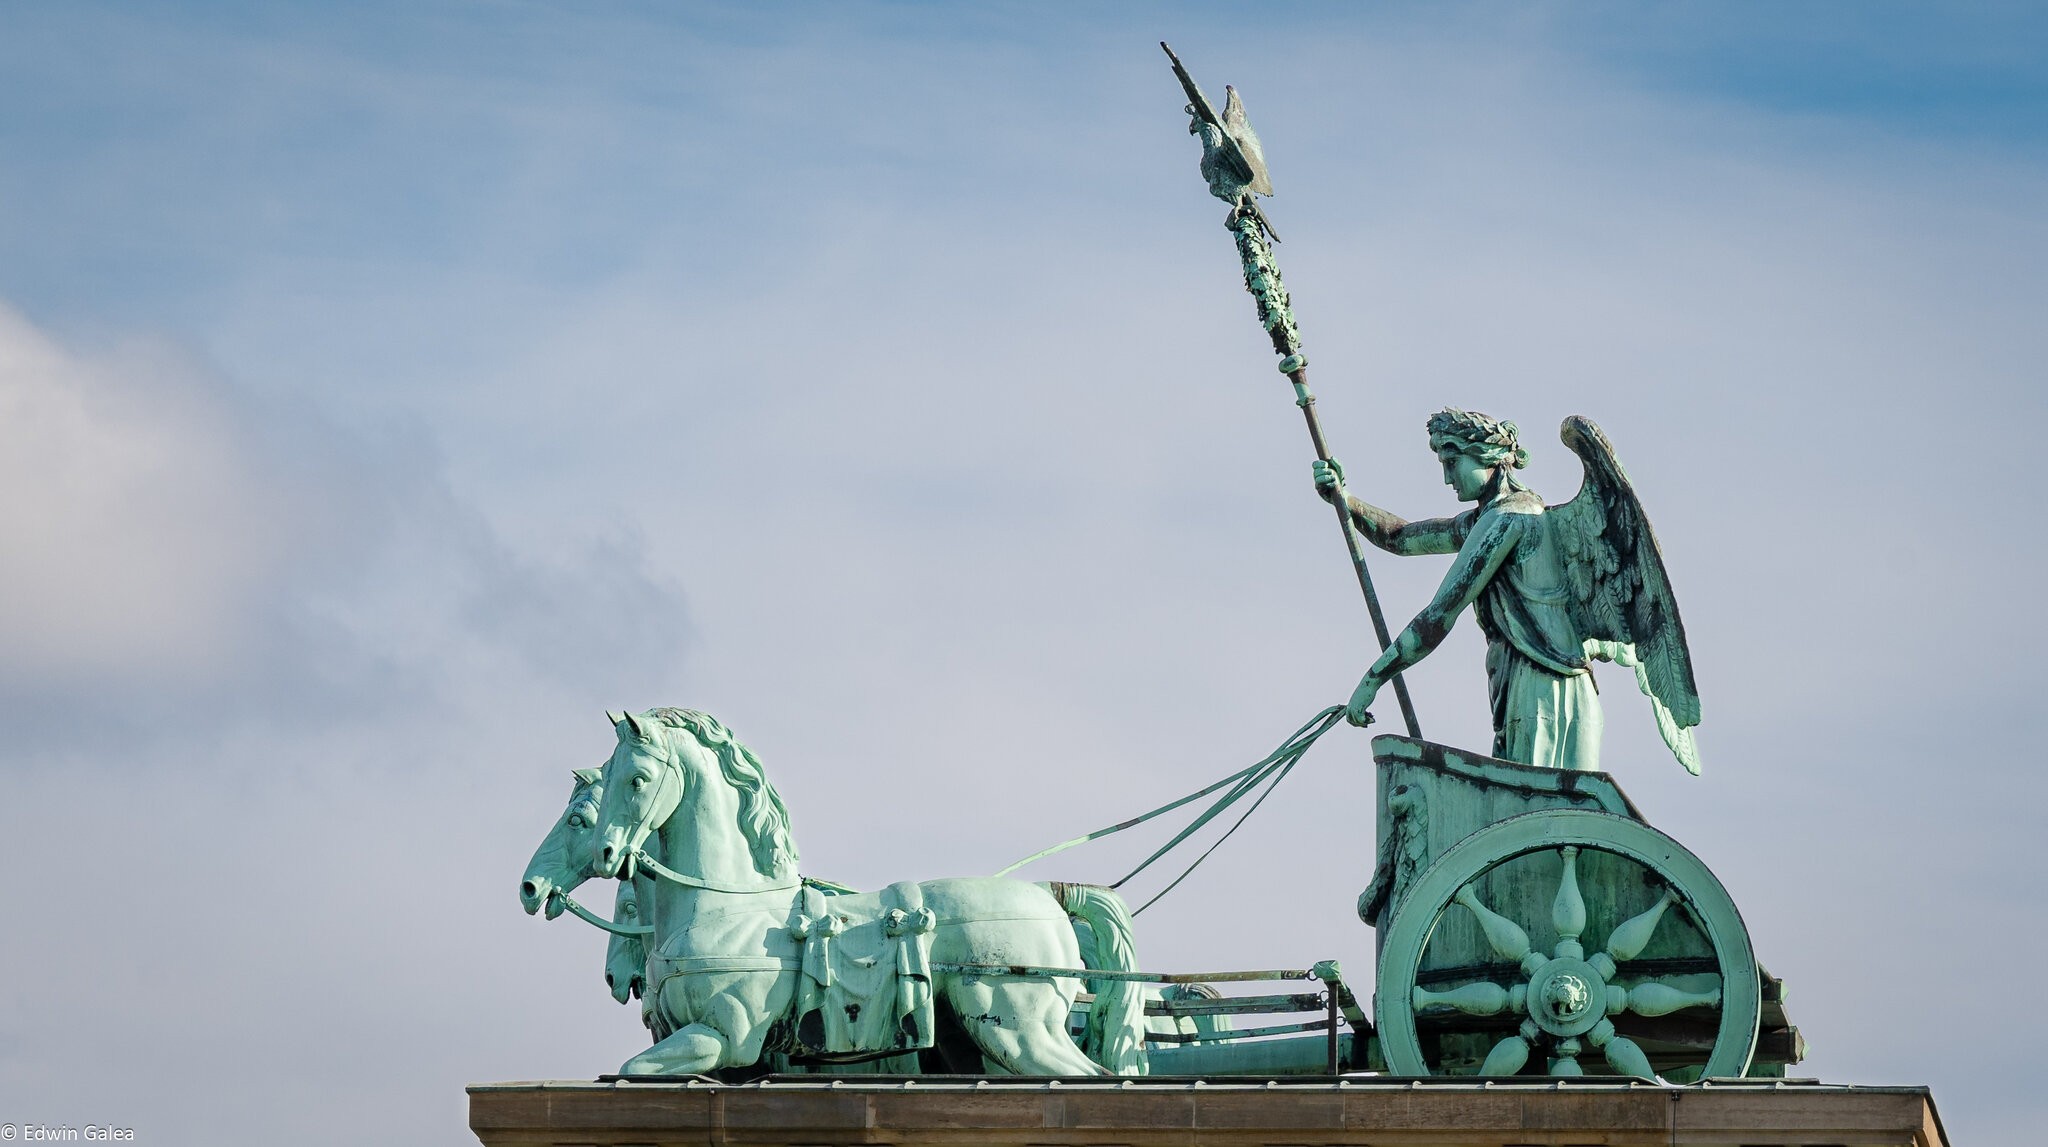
[{"x1": 1316, "y1": 410, "x2": 1700, "y2": 774}]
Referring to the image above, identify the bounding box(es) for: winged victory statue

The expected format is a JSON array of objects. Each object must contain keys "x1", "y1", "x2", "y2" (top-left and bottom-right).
[{"x1": 1317, "y1": 411, "x2": 1701, "y2": 775}]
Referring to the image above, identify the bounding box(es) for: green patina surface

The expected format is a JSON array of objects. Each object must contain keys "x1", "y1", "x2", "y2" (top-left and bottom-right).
[
  {"x1": 1322, "y1": 414, "x2": 1702, "y2": 776},
  {"x1": 1232, "y1": 209, "x2": 1300, "y2": 357},
  {"x1": 1358, "y1": 737, "x2": 1778, "y2": 1080},
  {"x1": 531, "y1": 709, "x2": 1151, "y2": 1079}
]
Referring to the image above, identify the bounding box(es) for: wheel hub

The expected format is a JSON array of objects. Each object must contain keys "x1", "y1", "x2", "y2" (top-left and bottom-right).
[{"x1": 1526, "y1": 957, "x2": 1604, "y2": 1037}]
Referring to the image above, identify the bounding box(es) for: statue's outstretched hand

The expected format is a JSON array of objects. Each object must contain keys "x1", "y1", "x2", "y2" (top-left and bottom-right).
[
  {"x1": 1312, "y1": 457, "x2": 1346, "y2": 503},
  {"x1": 1346, "y1": 672, "x2": 1380, "y2": 728}
]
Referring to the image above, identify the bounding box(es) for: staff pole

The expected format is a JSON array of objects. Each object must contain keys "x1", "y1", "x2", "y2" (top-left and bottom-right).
[{"x1": 1163, "y1": 42, "x2": 1421, "y2": 738}]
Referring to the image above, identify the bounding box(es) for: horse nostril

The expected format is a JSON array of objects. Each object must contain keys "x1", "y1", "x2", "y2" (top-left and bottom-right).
[{"x1": 521, "y1": 880, "x2": 539, "y2": 899}]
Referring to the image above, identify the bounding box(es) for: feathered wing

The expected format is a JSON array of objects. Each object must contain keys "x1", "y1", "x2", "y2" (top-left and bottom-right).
[
  {"x1": 1220, "y1": 86, "x2": 1273, "y2": 196},
  {"x1": 1548, "y1": 416, "x2": 1703, "y2": 774}
]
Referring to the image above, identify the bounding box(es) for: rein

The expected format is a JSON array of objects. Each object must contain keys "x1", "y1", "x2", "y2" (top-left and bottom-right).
[
  {"x1": 632, "y1": 848, "x2": 801, "y2": 895},
  {"x1": 546, "y1": 854, "x2": 802, "y2": 942},
  {"x1": 993, "y1": 704, "x2": 1347, "y2": 914},
  {"x1": 549, "y1": 890, "x2": 654, "y2": 938}
]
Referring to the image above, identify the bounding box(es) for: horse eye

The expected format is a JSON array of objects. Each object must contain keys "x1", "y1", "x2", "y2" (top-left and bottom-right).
[
  {"x1": 567, "y1": 814, "x2": 585, "y2": 828},
  {"x1": 632, "y1": 776, "x2": 648, "y2": 791}
]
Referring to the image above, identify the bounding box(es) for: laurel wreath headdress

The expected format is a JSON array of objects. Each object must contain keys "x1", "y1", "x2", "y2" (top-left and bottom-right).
[{"x1": 1426, "y1": 408, "x2": 1529, "y2": 470}]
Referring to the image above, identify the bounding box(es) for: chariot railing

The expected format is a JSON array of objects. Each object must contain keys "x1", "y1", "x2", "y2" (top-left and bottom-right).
[{"x1": 933, "y1": 960, "x2": 1369, "y2": 1074}]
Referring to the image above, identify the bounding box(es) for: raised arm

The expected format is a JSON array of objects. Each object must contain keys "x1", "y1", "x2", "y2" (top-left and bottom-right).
[
  {"x1": 1312, "y1": 460, "x2": 1465, "y2": 556},
  {"x1": 1345, "y1": 508, "x2": 1522, "y2": 724}
]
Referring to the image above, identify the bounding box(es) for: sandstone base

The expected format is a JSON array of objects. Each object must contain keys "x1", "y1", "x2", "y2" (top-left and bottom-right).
[{"x1": 468, "y1": 1077, "x2": 1947, "y2": 1147}]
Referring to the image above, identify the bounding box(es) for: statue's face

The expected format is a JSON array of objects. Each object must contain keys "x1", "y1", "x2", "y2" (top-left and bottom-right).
[{"x1": 1437, "y1": 446, "x2": 1493, "y2": 502}]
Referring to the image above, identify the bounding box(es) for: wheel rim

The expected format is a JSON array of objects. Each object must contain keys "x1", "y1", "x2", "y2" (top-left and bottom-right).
[{"x1": 1374, "y1": 810, "x2": 1759, "y2": 1079}]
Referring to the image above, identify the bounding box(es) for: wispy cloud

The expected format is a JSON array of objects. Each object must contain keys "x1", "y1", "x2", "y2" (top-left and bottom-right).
[{"x1": 0, "y1": 303, "x2": 691, "y2": 751}]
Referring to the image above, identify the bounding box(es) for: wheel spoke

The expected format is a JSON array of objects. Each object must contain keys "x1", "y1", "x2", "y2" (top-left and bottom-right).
[
  {"x1": 1453, "y1": 884, "x2": 1531, "y2": 963},
  {"x1": 1478, "y1": 1034, "x2": 1530, "y2": 1076},
  {"x1": 1605, "y1": 886, "x2": 1678, "y2": 962},
  {"x1": 1548, "y1": 1036, "x2": 1584, "y2": 1076},
  {"x1": 1604, "y1": 1035, "x2": 1655, "y2": 1078},
  {"x1": 1412, "y1": 982, "x2": 1509, "y2": 1016},
  {"x1": 1552, "y1": 846, "x2": 1585, "y2": 950},
  {"x1": 1627, "y1": 981, "x2": 1722, "y2": 1017}
]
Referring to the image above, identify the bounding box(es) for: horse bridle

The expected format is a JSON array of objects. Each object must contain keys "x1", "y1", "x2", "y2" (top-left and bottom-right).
[{"x1": 549, "y1": 742, "x2": 799, "y2": 938}]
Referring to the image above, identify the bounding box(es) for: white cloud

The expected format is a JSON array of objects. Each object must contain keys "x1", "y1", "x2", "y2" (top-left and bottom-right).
[
  {"x1": 0, "y1": 304, "x2": 283, "y2": 681},
  {"x1": 0, "y1": 302, "x2": 693, "y2": 747}
]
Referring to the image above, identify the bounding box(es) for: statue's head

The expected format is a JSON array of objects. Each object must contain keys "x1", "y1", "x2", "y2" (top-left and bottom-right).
[{"x1": 1427, "y1": 408, "x2": 1529, "y2": 502}]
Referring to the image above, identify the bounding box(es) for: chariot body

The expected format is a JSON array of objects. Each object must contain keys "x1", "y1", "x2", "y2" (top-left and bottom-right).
[
  {"x1": 1352, "y1": 736, "x2": 1800, "y2": 1080},
  {"x1": 1017, "y1": 732, "x2": 1804, "y2": 1081}
]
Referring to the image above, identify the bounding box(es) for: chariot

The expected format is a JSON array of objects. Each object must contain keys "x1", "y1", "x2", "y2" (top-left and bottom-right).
[
  {"x1": 989, "y1": 733, "x2": 1803, "y2": 1081},
  {"x1": 1353, "y1": 735, "x2": 1800, "y2": 1080}
]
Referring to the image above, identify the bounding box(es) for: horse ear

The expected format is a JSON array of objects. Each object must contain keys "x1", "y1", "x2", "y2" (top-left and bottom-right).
[
  {"x1": 571, "y1": 766, "x2": 602, "y2": 786},
  {"x1": 624, "y1": 710, "x2": 648, "y2": 740},
  {"x1": 605, "y1": 709, "x2": 623, "y2": 729}
]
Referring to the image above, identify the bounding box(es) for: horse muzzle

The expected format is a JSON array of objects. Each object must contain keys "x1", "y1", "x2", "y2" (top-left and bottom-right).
[
  {"x1": 607, "y1": 970, "x2": 642, "y2": 1005},
  {"x1": 520, "y1": 875, "x2": 552, "y2": 915},
  {"x1": 594, "y1": 830, "x2": 635, "y2": 880}
]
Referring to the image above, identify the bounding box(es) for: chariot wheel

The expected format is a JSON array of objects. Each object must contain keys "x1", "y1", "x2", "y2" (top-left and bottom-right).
[{"x1": 1374, "y1": 809, "x2": 1759, "y2": 1080}]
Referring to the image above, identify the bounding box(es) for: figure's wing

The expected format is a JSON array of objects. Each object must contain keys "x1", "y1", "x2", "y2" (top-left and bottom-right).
[
  {"x1": 1220, "y1": 86, "x2": 1273, "y2": 196},
  {"x1": 1550, "y1": 416, "x2": 1703, "y2": 774}
]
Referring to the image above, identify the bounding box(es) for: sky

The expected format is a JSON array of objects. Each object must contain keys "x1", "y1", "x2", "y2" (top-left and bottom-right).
[{"x1": 1, "y1": 2, "x2": 2043, "y2": 1143}]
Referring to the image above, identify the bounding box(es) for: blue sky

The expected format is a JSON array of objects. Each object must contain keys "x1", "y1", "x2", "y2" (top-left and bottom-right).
[{"x1": 2, "y1": 4, "x2": 2042, "y2": 1144}]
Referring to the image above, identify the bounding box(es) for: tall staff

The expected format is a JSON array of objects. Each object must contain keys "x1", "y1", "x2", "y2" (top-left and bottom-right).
[{"x1": 1162, "y1": 43, "x2": 1421, "y2": 739}]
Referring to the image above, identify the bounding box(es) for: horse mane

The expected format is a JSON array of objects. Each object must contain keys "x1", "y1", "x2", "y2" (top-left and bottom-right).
[{"x1": 647, "y1": 708, "x2": 799, "y2": 875}]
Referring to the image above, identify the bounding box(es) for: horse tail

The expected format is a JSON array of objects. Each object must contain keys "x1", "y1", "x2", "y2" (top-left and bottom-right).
[{"x1": 1044, "y1": 881, "x2": 1149, "y2": 1076}]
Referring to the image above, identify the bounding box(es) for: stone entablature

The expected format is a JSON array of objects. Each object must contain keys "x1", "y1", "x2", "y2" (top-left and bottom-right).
[{"x1": 469, "y1": 1077, "x2": 1947, "y2": 1147}]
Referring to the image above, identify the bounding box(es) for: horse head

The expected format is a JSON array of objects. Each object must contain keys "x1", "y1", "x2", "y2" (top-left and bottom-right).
[
  {"x1": 591, "y1": 710, "x2": 688, "y2": 881},
  {"x1": 605, "y1": 879, "x2": 648, "y2": 1004},
  {"x1": 519, "y1": 764, "x2": 609, "y2": 918},
  {"x1": 590, "y1": 707, "x2": 799, "y2": 886}
]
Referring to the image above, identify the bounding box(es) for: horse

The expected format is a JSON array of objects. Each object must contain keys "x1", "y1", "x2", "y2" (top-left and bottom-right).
[
  {"x1": 518, "y1": 766, "x2": 607, "y2": 921},
  {"x1": 605, "y1": 878, "x2": 652, "y2": 1008},
  {"x1": 517, "y1": 768, "x2": 900, "y2": 1046},
  {"x1": 518, "y1": 766, "x2": 655, "y2": 1016},
  {"x1": 587, "y1": 707, "x2": 1147, "y2": 1077}
]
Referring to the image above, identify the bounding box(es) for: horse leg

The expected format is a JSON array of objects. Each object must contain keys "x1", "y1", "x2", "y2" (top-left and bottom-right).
[
  {"x1": 620, "y1": 970, "x2": 793, "y2": 1076},
  {"x1": 939, "y1": 975, "x2": 1107, "y2": 1077},
  {"x1": 621, "y1": 1021, "x2": 727, "y2": 1076}
]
